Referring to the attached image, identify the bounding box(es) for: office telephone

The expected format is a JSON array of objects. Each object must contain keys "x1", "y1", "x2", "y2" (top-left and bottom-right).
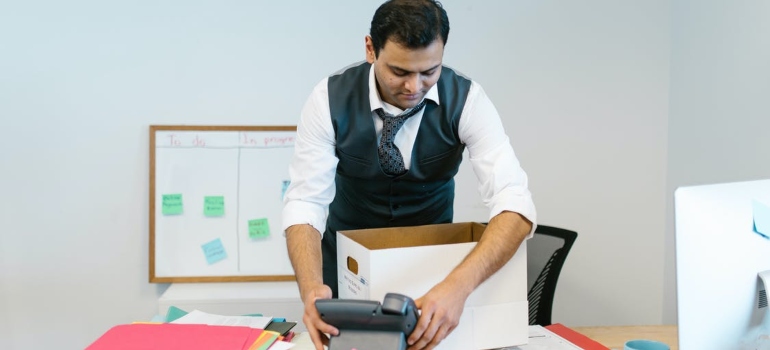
[{"x1": 316, "y1": 293, "x2": 419, "y2": 350}]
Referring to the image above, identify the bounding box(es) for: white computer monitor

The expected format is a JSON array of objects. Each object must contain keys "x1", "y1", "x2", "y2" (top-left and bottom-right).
[{"x1": 675, "y1": 179, "x2": 770, "y2": 349}]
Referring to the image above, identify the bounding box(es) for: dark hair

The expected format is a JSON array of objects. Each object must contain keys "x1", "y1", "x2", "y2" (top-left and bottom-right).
[{"x1": 369, "y1": 0, "x2": 450, "y2": 57}]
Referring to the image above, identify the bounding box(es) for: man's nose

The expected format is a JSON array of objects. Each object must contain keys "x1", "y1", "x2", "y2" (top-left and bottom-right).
[{"x1": 404, "y1": 74, "x2": 422, "y2": 93}]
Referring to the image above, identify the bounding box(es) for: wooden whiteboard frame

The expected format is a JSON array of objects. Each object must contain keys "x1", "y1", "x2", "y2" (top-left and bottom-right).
[{"x1": 149, "y1": 125, "x2": 297, "y2": 283}]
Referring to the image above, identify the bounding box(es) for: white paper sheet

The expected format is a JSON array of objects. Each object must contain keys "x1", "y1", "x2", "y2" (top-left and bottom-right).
[
  {"x1": 170, "y1": 309, "x2": 273, "y2": 329},
  {"x1": 268, "y1": 340, "x2": 296, "y2": 350},
  {"x1": 498, "y1": 325, "x2": 583, "y2": 350}
]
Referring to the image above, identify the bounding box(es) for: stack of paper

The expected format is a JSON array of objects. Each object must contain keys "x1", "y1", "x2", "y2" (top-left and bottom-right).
[{"x1": 171, "y1": 310, "x2": 273, "y2": 329}]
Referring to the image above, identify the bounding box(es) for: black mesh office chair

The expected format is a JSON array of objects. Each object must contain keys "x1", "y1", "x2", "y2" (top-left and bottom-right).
[{"x1": 526, "y1": 225, "x2": 577, "y2": 326}]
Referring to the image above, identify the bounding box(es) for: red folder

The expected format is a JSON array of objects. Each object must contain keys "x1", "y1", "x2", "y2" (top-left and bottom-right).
[
  {"x1": 86, "y1": 323, "x2": 264, "y2": 350},
  {"x1": 545, "y1": 323, "x2": 610, "y2": 350}
]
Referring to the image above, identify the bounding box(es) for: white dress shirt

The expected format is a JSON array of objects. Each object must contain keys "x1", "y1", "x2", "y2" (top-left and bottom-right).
[{"x1": 282, "y1": 65, "x2": 536, "y2": 237}]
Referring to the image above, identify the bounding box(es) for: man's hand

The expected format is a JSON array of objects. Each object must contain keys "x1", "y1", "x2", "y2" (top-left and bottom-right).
[
  {"x1": 302, "y1": 284, "x2": 338, "y2": 350},
  {"x1": 406, "y1": 211, "x2": 531, "y2": 350},
  {"x1": 407, "y1": 279, "x2": 471, "y2": 350}
]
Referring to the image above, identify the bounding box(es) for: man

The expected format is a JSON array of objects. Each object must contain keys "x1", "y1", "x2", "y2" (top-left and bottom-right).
[{"x1": 282, "y1": 0, "x2": 536, "y2": 349}]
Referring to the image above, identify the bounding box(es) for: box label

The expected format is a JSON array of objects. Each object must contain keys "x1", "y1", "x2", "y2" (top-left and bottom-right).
[{"x1": 341, "y1": 270, "x2": 369, "y2": 299}]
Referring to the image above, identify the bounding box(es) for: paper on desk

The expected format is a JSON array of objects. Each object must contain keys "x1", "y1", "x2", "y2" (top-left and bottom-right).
[
  {"x1": 267, "y1": 341, "x2": 295, "y2": 350},
  {"x1": 249, "y1": 330, "x2": 280, "y2": 350},
  {"x1": 171, "y1": 309, "x2": 273, "y2": 329},
  {"x1": 498, "y1": 325, "x2": 583, "y2": 350}
]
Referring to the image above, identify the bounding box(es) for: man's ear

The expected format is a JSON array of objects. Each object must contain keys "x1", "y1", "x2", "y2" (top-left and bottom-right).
[{"x1": 365, "y1": 36, "x2": 376, "y2": 64}]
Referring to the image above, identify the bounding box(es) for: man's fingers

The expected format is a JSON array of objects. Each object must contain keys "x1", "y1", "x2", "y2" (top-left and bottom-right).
[
  {"x1": 313, "y1": 320, "x2": 339, "y2": 337},
  {"x1": 414, "y1": 296, "x2": 424, "y2": 309},
  {"x1": 308, "y1": 301, "x2": 338, "y2": 336},
  {"x1": 304, "y1": 320, "x2": 326, "y2": 350},
  {"x1": 410, "y1": 313, "x2": 442, "y2": 349},
  {"x1": 425, "y1": 323, "x2": 451, "y2": 350},
  {"x1": 308, "y1": 331, "x2": 324, "y2": 350},
  {"x1": 306, "y1": 317, "x2": 335, "y2": 349},
  {"x1": 408, "y1": 308, "x2": 432, "y2": 346},
  {"x1": 304, "y1": 285, "x2": 338, "y2": 349}
]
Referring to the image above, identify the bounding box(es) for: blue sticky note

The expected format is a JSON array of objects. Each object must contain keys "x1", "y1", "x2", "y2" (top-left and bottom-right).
[
  {"x1": 281, "y1": 180, "x2": 290, "y2": 200},
  {"x1": 202, "y1": 238, "x2": 227, "y2": 265},
  {"x1": 752, "y1": 199, "x2": 770, "y2": 239}
]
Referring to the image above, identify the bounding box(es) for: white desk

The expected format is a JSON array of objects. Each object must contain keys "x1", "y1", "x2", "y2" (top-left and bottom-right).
[{"x1": 289, "y1": 325, "x2": 679, "y2": 350}]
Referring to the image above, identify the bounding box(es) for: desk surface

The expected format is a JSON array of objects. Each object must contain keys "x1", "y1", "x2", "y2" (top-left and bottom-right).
[
  {"x1": 291, "y1": 325, "x2": 679, "y2": 350},
  {"x1": 572, "y1": 325, "x2": 678, "y2": 350}
]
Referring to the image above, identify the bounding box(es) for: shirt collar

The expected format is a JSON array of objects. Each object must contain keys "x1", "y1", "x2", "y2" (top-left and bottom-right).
[{"x1": 368, "y1": 64, "x2": 440, "y2": 113}]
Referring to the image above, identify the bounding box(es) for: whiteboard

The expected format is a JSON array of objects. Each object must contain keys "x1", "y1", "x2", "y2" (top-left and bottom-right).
[{"x1": 149, "y1": 125, "x2": 297, "y2": 282}]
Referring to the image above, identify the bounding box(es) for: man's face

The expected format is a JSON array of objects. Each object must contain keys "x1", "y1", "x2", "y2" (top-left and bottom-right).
[{"x1": 366, "y1": 36, "x2": 444, "y2": 110}]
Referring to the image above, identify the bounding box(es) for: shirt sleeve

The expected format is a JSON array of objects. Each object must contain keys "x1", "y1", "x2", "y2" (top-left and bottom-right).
[
  {"x1": 281, "y1": 78, "x2": 338, "y2": 237},
  {"x1": 459, "y1": 82, "x2": 537, "y2": 236}
]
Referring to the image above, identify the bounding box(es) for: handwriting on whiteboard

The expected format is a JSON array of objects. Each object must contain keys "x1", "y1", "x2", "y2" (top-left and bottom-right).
[
  {"x1": 240, "y1": 133, "x2": 296, "y2": 148},
  {"x1": 156, "y1": 131, "x2": 295, "y2": 149}
]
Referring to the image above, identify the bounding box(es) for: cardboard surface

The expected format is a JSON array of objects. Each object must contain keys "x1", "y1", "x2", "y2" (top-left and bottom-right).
[
  {"x1": 337, "y1": 222, "x2": 528, "y2": 350},
  {"x1": 341, "y1": 222, "x2": 485, "y2": 250}
]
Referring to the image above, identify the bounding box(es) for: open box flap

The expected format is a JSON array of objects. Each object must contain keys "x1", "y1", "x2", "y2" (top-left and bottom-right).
[{"x1": 338, "y1": 222, "x2": 488, "y2": 250}]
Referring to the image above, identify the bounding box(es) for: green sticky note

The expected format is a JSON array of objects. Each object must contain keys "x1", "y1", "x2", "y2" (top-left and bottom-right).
[
  {"x1": 204, "y1": 196, "x2": 225, "y2": 217},
  {"x1": 162, "y1": 194, "x2": 183, "y2": 215},
  {"x1": 249, "y1": 218, "x2": 270, "y2": 239}
]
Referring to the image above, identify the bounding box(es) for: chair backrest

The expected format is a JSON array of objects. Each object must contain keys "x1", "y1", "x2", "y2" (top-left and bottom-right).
[{"x1": 526, "y1": 225, "x2": 577, "y2": 326}]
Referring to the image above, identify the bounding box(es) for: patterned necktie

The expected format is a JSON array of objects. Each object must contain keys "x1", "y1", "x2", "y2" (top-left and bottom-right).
[{"x1": 375, "y1": 100, "x2": 427, "y2": 176}]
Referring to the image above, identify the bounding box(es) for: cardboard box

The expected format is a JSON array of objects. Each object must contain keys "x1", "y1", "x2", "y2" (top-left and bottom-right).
[{"x1": 337, "y1": 222, "x2": 528, "y2": 350}]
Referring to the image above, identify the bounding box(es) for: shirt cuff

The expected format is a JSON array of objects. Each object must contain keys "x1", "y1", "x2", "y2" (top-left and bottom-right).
[
  {"x1": 488, "y1": 188, "x2": 537, "y2": 239},
  {"x1": 282, "y1": 200, "x2": 328, "y2": 238}
]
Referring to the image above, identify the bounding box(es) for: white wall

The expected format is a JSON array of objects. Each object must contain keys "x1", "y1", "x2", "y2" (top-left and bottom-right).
[
  {"x1": 0, "y1": 1, "x2": 671, "y2": 349},
  {"x1": 499, "y1": 1, "x2": 670, "y2": 326},
  {"x1": 663, "y1": 0, "x2": 770, "y2": 324}
]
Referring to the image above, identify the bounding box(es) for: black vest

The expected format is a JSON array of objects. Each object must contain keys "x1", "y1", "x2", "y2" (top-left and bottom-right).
[{"x1": 322, "y1": 62, "x2": 471, "y2": 296}]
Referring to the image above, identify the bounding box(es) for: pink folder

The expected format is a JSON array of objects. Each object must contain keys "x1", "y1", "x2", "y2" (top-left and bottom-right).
[{"x1": 86, "y1": 323, "x2": 264, "y2": 350}]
